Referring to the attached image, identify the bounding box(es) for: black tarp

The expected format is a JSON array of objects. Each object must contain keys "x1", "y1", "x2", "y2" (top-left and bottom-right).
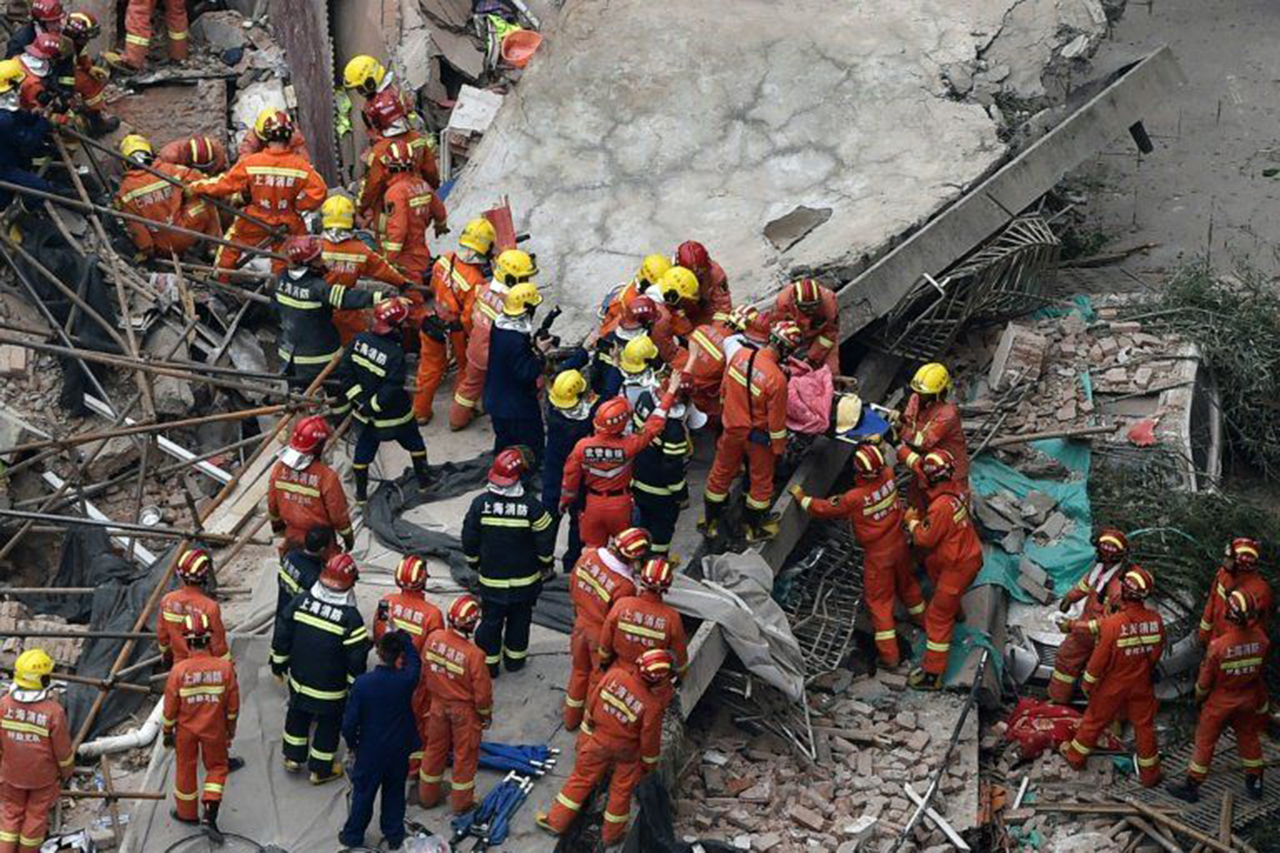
[{"x1": 632, "y1": 775, "x2": 738, "y2": 853}]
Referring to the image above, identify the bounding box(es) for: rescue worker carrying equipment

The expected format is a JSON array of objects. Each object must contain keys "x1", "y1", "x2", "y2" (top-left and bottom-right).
[
  {"x1": 599, "y1": 557, "x2": 689, "y2": 681},
  {"x1": 538, "y1": 648, "x2": 676, "y2": 845},
  {"x1": 461, "y1": 448, "x2": 557, "y2": 675},
  {"x1": 419, "y1": 595, "x2": 493, "y2": 813},
  {"x1": 544, "y1": 368, "x2": 596, "y2": 573},
  {"x1": 0, "y1": 647, "x2": 73, "y2": 853},
  {"x1": 774, "y1": 277, "x2": 840, "y2": 369},
  {"x1": 115, "y1": 133, "x2": 221, "y2": 259},
  {"x1": 896, "y1": 362, "x2": 971, "y2": 509},
  {"x1": 484, "y1": 280, "x2": 552, "y2": 464},
  {"x1": 157, "y1": 547, "x2": 229, "y2": 665},
  {"x1": 271, "y1": 553, "x2": 370, "y2": 783},
  {"x1": 157, "y1": 134, "x2": 227, "y2": 174},
  {"x1": 563, "y1": 527, "x2": 648, "y2": 730},
  {"x1": 341, "y1": 297, "x2": 431, "y2": 503},
  {"x1": 630, "y1": 389, "x2": 692, "y2": 556},
  {"x1": 1061, "y1": 566, "x2": 1165, "y2": 787},
  {"x1": 1199, "y1": 537, "x2": 1272, "y2": 644},
  {"x1": 162, "y1": 612, "x2": 239, "y2": 842},
  {"x1": 121, "y1": 0, "x2": 188, "y2": 71},
  {"x1": 450, "y1": 243, "x2": 527, "y2": 430},
  {"x1": 320, "y1": 194, "x2": 409, "y2": 345},
  {"x1": 790, "y1": 443, "x2": 924, "y2": 667},
  {"x1": 267, "y1": 414, "x2": 354, "y2": 556},
  {"x1": 239, "y1": 106, "x2": 310, "y2": 161},
  {"x1": 1049, "y1": 528, "x2": 1130, "y2": 704}
]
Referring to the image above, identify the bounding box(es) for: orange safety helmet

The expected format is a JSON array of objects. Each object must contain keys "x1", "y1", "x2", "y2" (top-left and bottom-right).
[
  {"x1": 394, "y1": 554, "x2": 428, "y2": 592},
  {"x1": 611, "y1": 527, "x2": 652, "y2": 562},
  {"x1": 321, "y1": 553, "x2": 359, "y2": 593},
  {"x1": 176, "y1": 547, "x2": 213, "y2": 585},
  {"x1": 1227, "y1": 537, "x2": 1261, "y2": 571},
  {"x1": 488, "y1": 447, "x2": 528, "y2": 488},
  {"x1": 638, "y1": 557, "x2": 674, "y2": 593},
  {"x1": 182, "y1": 611, "x2": 212, "y2": 643},
  {"x1": 448, "y1": 595, "x2": 481, "y2": 634},
  {"x1": 1093, "y1": 528, "x2": 1129, "y2": 564},
  {"x1": 593, "y1": 397, "x2": 631, "y2": 436},
  {"x1": 289, "y1": 414, "x2": 331, "y2": 455},
  {"x1": 637, "y1": 648, "x2": 675, "y2": 684},
  {"x1": 852, "y1": 443, "x2": 886, "y2": 479},
  {"x1": 1120, "y1": 565, "x2": 1154, "y2": 600},
  {"x1": 1227, "y1": 589, "x2": 1258, "y2": 625},
  {"x1": 284, "y1": 235, "x2": 323, "y2": 266},
  {"x1": 920, "y1": 449, "x2": 955, "y2": 485}
]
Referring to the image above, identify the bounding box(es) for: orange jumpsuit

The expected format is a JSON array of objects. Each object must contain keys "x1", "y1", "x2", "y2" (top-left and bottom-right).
[
  {"x1": 161, "y1": 648, "x2": 239, "y2": 821},
  {"x1": 450, "y1": 282, "x2": 506, "y2": 428},
  {"x1": 372, "y1": 592, "x2": 444, "y2": 772},
  {"x1": 157, "y1": 136, "x2": 230, "y2": 174},
  {"x1": 562, "y1": 410, "x2": 670, "y2": 548},
  {"x1": 687, "y1": 261, "x2": 733, "y2": 328},
  {"x1": 910, "y1": 484, "x2": 982, "y2": 675},
  {"x1": 705, "y1": 345, "x2": 788, "y2": 512},
  {"x1": 115, "y1": 162, "x2": 221, "y2": 258},
  {"x1": 545, "y1": 664, "x2": 668, "y2": 845},
  {"x1": 190, "y1": 145, "x2": 326, "y2": 279},
  {"x1": 124, "y1": 0, "x2": 188, "y2": 68},
  {"x1": 1188, "y1": 622, "x2": 1269, "y2": 782},
  {"x1": 774, "y1": 284, "x2": 840, "y2": 369},
  {"x1": 0, "y1": 691, "x2": 72, "y2": 853},
  {"x1": 68, "y1": 55, "x2": 107, "y2": 118},
  {"x1": 675, "y1": 320, "x2": 733, "y2": 418},
  {"x1": 356, "y1": 130, "x2": 441, "y2": 221},
  {"x1": 157, "y1": 585, "x2": 230, "y2": 664},
  {"x1": 897, "y1": 394, "x2": 971, "y2": 510},
  {"x1": 797, "y1": 466, "x2": 924, "y2": 665},
  {"x1": 598, "y1": 591, "x2": 689, "y2": 678},
  {"x1": 418, "y1": 627, "x2": 493, "y2": 812},
  {"x1": 380, "y1": 171, "x2": 446, "y2": 279},
  {"x1": 1064, "y1": 599, "x2": 1165, "y2": 786},
  {"x1": 598, "y1": 278, "x2": 652, "y2": 337},
  {"x1": 1199, "y1": 568, "x2": 1273, "y2": 644},
  {"x1": 414, "y1": 252, "x2": 484, "y2": 423},
  {"x1": 266, "y1": 458, "x2": 353, "y2": 557},
  {"x1": 563, "y1": 547, "x2": 637, "y2": 730},
  {"x1": 322, "y1": 233, "x2": 410, "y2": 345},
  {"x1": 1049, "y1": 562, "x2": 1126, "y2": 703},
  {"x1": 238, "y1": 129, "x2": 311, "y2": 162}
]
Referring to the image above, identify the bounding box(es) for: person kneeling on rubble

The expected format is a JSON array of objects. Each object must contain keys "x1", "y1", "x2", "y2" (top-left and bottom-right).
[
  {"x1": 115, "y1": 134, "x2": 221, "y2": 262},
  {"x1": 1061, "y1": 566, "x2": 1165, "y2": 787},
  {"x1": 904, "y1": 450, "x2": 982, "y2": 691},
  {"x1": 0, "y1": 648, "x2": 73, "y2": 853},
  {"x1": 538, "y1": 648, "x2": 677, "y2": 847},
  {"x1": 1048, "y1": 528, "x2": 1130, "y2": 704},
  {"x1": 267, "y1": 415, "x2": 354, "y2": 558},
  {"x1": 790, "y1": 443, "x2": 925, "y2": 669}
]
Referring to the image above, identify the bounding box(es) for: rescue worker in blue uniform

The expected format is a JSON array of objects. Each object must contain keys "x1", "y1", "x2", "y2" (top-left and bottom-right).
[
  {"x1": 276, "y1": 527, "x2": 331, "y2": 620},
  {"x1": 0, "y1": 58, "x2": 55, "y2": 210},
  {"x1": 630, "y1": 388, "x2": 692, "y2": 556},
  {"x1": 484, "y1": 282, "x2": 552, "y2": 467},
  {"x1": 543, "y1": 369, "x2": 596, "y2": 573}
]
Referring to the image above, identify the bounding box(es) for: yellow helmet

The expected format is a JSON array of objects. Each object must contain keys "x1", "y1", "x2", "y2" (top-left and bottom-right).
[
  {"x1": 495, "y1": 249, "x2": 538, "y2": 285},
  {"x1": 502, "y1": 281, "x2": 543, "y2": 316},
  {"x1": 910, "y1": 362, "x2": 951, "y2": 395},
  {"x1": 343, "y1": 54, "x2": 386, "y2": 94},
  {"x1": 14, "y1": 647, "x2": 53, "y2": 691},
  {"x1": 659, "y1": 266, "x2": 699, "y2": 304},
  {"x1": 619, "y1": 334, "x2": 659, "y2": 375},
  {"x1": 638, "y1": 253, "x2": 672, "y2": 287},
  {"x1": 548, "y1": 369, "x2": 587, "y2": 409},
  {"x1": 0, "y1": 58, "x2": 25, "y2": 95},
  {"x1": 120, "y1": 133, "x2": 153, "y2": 160},
  {"x1": 459, "y1": 218, "x2": 496, "y2": 255},
  {"x1": 253, "y1": 106, "x2": 281, "y2": 138},
  {"x1": 321, "y1": 195, "x2": 355, "y2": 230}
]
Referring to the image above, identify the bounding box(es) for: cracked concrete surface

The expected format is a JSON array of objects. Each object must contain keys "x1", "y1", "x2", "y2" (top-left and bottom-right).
[{"x1": 445, "y1": 0, "x2": 1114, "y2": 338}]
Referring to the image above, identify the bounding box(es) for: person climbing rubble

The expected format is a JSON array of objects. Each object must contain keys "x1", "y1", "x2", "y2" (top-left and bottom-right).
[
  {"x1": 117, "y1": 0, "x2": 189, "y2": 71},
  {"x1": 0, "y1": 648, "x2": 73, "y2": 853},
  {"x1": 318, "y1": 194, "x2": 409, "y2": 346},
  {"x1": 1169, "y1": 589, "x2": 1269, "y2": 803},
  {"x1": 157, "y1": 134, "x2": 228, "y2": 175},
  {"x1": 674, "y1": 240, "x2": 733, "y2": 327},
  {"x1": 161, "y1": 613, "x2": 239, "y2": 843},
  {"x1": 157, "y1": 548, "x2": 230, "y2": 666},
  {"x1": 563, "y1": 527, "x2": 648, "y2": 731},
  {"x1": 60, "y1": 12, "x2": 117, "y2": 137},
  {"x1": 1198, "y1": 537, "x2": 1273, "y2": 644},
  {"x1": 790, "y1": 443, "x2": 925, "y2": 668},
  {"x1": 1048, "y1": 528, "x2": 1130, "y2": 704},
  {"x1": 238, "y1": 107, "x2": 311, "y2": 162},
  {"x1": 114, "y1": 133, "x2": 221, "y2": 261},
  {"x1": 894, "y1": 362, "x2": 970, "y2": 510},
  {"x1": 267, "y1": 415, "x2": 353, "y2": 557},
  {"x1": 773, "y1": 277, "x2": 840, "y2": 370},
  {"x1": 598, "y1": 557, "x2": 690, "y2": 682},
  {"x1": 1061, "y1": 565, "x2": 1165, "y2": 787}
]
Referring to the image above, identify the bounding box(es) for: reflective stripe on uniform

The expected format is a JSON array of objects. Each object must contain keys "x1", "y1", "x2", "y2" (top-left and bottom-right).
[
  {"x1": 634, "y1": 479, "x2": 685, "y2": 497},
  {"x1": 556, "y1": 792, "x2": 582, "y2": 812},
  {"x1": 481, "y1": 517, "x2": 531, "y2": 529},
  {"x1": 452, "y1": 779, "x2": 475, "y2": 790},
  {"x1": 603, "y1": 810, "x2": 630, "y2": 823},
  {"x1": 926, "y1": 640, "x2": 949, "y2": 653},
  {"x1": 1, "y1": 719, "x2": 49, "y2": 737},
  {"x1": 602, "y1": 692, "x2": 637, "y2": 722},
  {"x1": 1136, "y1": 754, "x2": 1160, "y2": 768},
  {"x1": 276, "y1": 293, "x2": 323, "y2": 310},
  {"x1": 280, "y1": 348, "x2": 341, "y2": 365},
  {"x1": 126, "y1": 34, "x2": 151, "y2": 46},
  {"x1": 873, "y1": 629, "x2": 896, "y2": 642},
  {"x1": 179, "y1": 685, "x2": 226, "y2": 698},
  {"x1": 621, "y1": 621, "x2": 666, "y2": 641},
  {"x1": 294, "y1": 611, "x2": 344, "y2": 636},
  {"x1": 274, "y1": 480, "x2": 321, "y2": 498},
  {"x1": 1051, "y1": 670, "x2": 1075, "y2": 684},
  {"x1": 478, "y1": 573, "x2": 542, "y2": 589},
  {"x1": 426, "y1": 651, "x2": 464, "y2": 674},
  {"x1": 1068, "y1": 739, "x2": 1091, "y2": 755},
  {"x1": 121, "y1": 179, "x2": 171, "y2": 204},
  {"x1": 245, "y1": 166, "x2": 310, "y2": 180},
  {"x1": 289, "y1": 677, "x2": 346, "y2": 701}
]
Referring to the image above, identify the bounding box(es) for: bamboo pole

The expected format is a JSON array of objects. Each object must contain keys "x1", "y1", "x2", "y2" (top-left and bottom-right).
[
  {"x1": 987, "y1": 424, "x2": 1119, "y2": 449},
  {"x1": 4, "y1": 628, "x2": 269, "y2": 641},
  {"x1": 100, "y1": 755, "x2": 123, "y2": 848},
  {"x1": 59, "y1": 789, "x2": 165, "y2": 801},
  {"x1": 0, "y1": 509, "x2": 237, "y2": 543},
  {"x1": 1123, "y1": 798, "x2": 1233, "y2": 853}
]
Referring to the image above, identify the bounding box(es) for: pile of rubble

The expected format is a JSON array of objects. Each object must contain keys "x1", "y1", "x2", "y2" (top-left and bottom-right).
[{"x1": 0, "y1": 600, "x2": 84, "y2": 666}]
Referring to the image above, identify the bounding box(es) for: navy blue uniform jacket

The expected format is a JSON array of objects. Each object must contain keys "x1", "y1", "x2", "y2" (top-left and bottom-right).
[{"x1": 341, "y1": 635, "x2": 422, "y2": 769}]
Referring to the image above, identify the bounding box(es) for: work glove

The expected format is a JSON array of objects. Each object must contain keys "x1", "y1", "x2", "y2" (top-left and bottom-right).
[
  {"x1": 163, "y1": 730, "x2": 174, "y2": 749},
  {"x1": 342, "y1": 531, "x2": 355, "y2": 551},
  {"x1": 433, "y1": 221, "x2": 450, "y2": 238},
  {"x1": 1057, "y1": 596, "x2": 1073, "y2": 614},
  {"x1": 788, "y1": 484, "x2": 806, "y2": 503}
]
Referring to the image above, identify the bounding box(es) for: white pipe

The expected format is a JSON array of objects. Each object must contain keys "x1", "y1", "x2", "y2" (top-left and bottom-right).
[{"x1": 77, "y1": 697, "x2": 164, "y2": 758}]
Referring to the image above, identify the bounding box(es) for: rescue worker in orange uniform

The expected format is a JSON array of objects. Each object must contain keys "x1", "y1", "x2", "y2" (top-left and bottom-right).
[
  {"x1": 379, "y1": 139, "x2": 447, "y2": 280},
  {"x1": 563, "y1": 527, "x2": 649, "y2": 731},
  {"x1": 16, "y1": 34, "x2": 66, "y2": 116},
  {"x1": 4, "y1": 0, "x2": 62, "y2": 60},
  {"x1": 238, "y1": 107, "x2": 311, "y2": 162},
  {"x1": 774, "y1": 277, "x2": 840, "y2": 370},
  {"x1": 267, "y1": 415, "x2": 354, "y2": 557},
  {"x1": 674, "y1": 240, "x2": 733, "y2": 328},
  {"x1": 115, "y1": 133, "x2": 220, "y2": 260},
  {"x1": 121, "y1": 0, "x2": 188, "y2": 71},
  {"x1": 0, "y1": 648, "x2": 72, "y2": 853},
  {"x1": 599, "y1": 557, "x2": 690, "y2": 682},
  {"x1": 342, "y1": 55, "x2": 418, "y2": 147},
  {"x1": 157, "y1": 134, "x2": 228, "y2": 175},
  {"x1": 904, "y1": 450, "x2": 983, "y2": 690},
  {"x1": 896, "y1": 362, "x2": 970, "y2": 510},
  {"x1": 560, "y1": 378, "x2": 681, "y2": 548},
  {"x1": 1199, "y1": 537, "x2": 1273, "y2": 644},
  {"x1": 1062, "y1": 566, "x2": 1165, "y2": 787},
  {"x1": 157, "y1": 548, "x2": 230, "y2": 666},
  {"x1": 189, "y1": 110, "x2": 326, "y2": 280},
  {"x1": 419, "y1": 595, "x2": 493, "y2": 813},
  {"x1": 355, "y1": 90, "x2": 441, "y2": 227},
  {"x1": 61, "y1": 12, "x2": 117, "y2": 136},
  {"x1": 700, "y1": 319, "x2": 800, "y2": 542},
  {"x1": 1170, "y1": 590, "x2": 1269, "y2": 802},
  {"x1": 161, "y1": 613, "x2": 239, "y2": 841},
  {"x1": 319, "y1": 195, "x2": 409, "y2": 345},
  {"x1": 449, "y1": 246, "x2": 529, "y2": 430},
  {"x1": 598, "y1": 254, "x2": 672, "y2": 336},
  {"x1": 1049, "y1": 528, "x2": 1130, "y2": 704},
  {"x1": 673, "y1": 305, "x2": 751, "y2": 420},
  {"x1": 789, "y1": 443, "x2": 925, "y2": 667},
  {"x1": 651, "y1": 266, "x2": 702, "y2": 339},
  {"x1": 372, "y1": 554, "x2": 444, "y2": 775},
  {"x1": 538, "y1": 648, "x2": 676, "y2": 845}
]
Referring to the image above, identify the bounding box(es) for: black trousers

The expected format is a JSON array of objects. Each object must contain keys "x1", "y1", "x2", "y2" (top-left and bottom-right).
[
  {"x1": 475, "y1": 596, "x2": 535, "y2": 673},
  {"x1": 352, "y1": 420, "x2": 427, "y2": 466},
  {"x1": 490, "y1": 415, "x2": 545, "y2": 468},
  {"x1": 339, "y1": 751, "x2": 409, "y2": 848},
  {"x1": 283, "y1": 703, "x2": 343, "y2": 774},
  {"x1": 634, "y1": 492, "x2": 681, "y2": 554}
]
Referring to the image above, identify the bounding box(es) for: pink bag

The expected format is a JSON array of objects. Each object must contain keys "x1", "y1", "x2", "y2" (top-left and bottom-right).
[{"x1": 786, "y1": 360, "x2": 833, "y2": 434}]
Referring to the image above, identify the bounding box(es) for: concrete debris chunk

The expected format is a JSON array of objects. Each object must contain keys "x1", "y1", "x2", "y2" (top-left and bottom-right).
[
  {"x1": 1000, "y1": 528, "x2": 1026, "y2": 554},
  {"x1": 1034, "y1": 510, "x2": 1070, "y2": 542},
  {"x1": 764, "y1": 205, "x2": 833, "y2": 252},
  {"x1": 0, "y1": 344, "x2": 29, "y2": 377},
  {"x1": 1019, "y1": 490, "x2": 1058, "y2": 526},
  {"x1": 191, "y1": 10, "x2": 249, "y2": 51},
  {"x1": 989, "y1": 322, "x2": 1049, "y2": 391},
  {"x1": 787, "y1": 803, "x2": 827, "y2": 832},
  {"x1": 703, "y1": 749, "x2": 731, "y2": 766}
]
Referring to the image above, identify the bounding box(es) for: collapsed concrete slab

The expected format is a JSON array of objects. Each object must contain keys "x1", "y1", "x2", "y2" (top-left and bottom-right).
[{"x1": 443, "y1": 0, "x2": 1119, "y2": 338}]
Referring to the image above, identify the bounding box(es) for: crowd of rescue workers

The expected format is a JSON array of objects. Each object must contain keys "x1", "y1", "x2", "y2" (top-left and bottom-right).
[{"x1": 0, "y1": 1, "x2": 1273, "y2": 850}]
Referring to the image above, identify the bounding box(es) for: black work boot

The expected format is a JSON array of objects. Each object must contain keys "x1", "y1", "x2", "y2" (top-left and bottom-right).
[
  {"x1": 697, "y1": 499, "x2": 722, "y2": 539},
  {"x1": 202, "y1": 800, "x2": 225, "y2": 845},
  {"x1": 227, "y1": 756, "x2": 246, "y2": 772},
  {"x1": 743, "y1": 507, "x2": 780, "y2": 543},
  {"x1": 1246, "y1": 774, "x2": 1265, "y2": 800},
  {"x1": 86, "y1": 112, "x2": 121, "y2": 137},
  {"x1": 1167, "y1": 778, "x2": 1201, "y2": 803},
  {"x1": 907, "y1": 667, "x2": 943, "y2": 691},
  {"x1": 354, "y1": 467, "x2": 370, "y2": 505},
  {"x1": 412, "y1": 454, "x2": 430, "y2": 490}
]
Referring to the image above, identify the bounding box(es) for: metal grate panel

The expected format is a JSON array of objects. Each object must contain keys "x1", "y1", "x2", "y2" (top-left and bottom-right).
[{"x1": 778, "y1": 520, "x2": 865, "y2": 678}]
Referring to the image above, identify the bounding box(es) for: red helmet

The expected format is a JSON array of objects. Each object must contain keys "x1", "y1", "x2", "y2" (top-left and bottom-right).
[
  {"x1": 394, "y1": 554, "x2": 428, "y2": 592},
  {"x1": 1227, "y1": 537, "x2": 1260, "y2": 570},
  {"x1": 743, "y1": 309, "x2": 772, "y2": 344},
  {"x1": 1094, "y1": 528, "x2": 1129, "y2": 563},
  {"x1": 593, "y1": 397, "x2": 631, "y2": 436},
  {"x1": 1227, "y1": 589, "x2": 1258, "y2": 625},
  {"x1": 288, "y1": 414, "x2": 331, "y2": 455},
  {"x1": 321, "y1": 553, "x2": 359, "y2": 592},
  {"x1": 31, "y1": 0, "x2": 64, "y2": 25},
  {"x1": 182, "y1": 611, "x2": 212, "y2": 642},
  {"x1": 791, "y1": 278, "x2": 822, "y2": 310},
  {"x1": 284, "y1": 235, "x2": 322, "y2": 266},
  {"x1": 675, "y1": 240, "x2": 710, "y2": 275},
  {"x1": 637, "y1": 648, "x2": 675, "y2": 684},
  {"x1": 187, "y1": 136, "x2": 218, "y2": 170},
  {"x1": 63, "y1": 11, "x2": 98, "y2": 44},
  {"x1": 448, "y1": 595, "x2": 481, "y2": 634},
  {"x1": 369, "y1": 90, "x2": 408, "y2": 131},
  {"x1": 852, "y1": 443, "x2": 885, "y2": 479},
  {"x1": 770, "y1": 320, "x2": 803, "y2": 353},
  {"x1": 638, "y1": 557, "x2": 674, "y2": 593},
  {"x1": 372, "y1": 297, "x2": 410, "y2": 334},
  {"x1": 621, "y1": 296, "x2": 658, "y2": 330},
  {"x1": 260, "y1": 110, "x2": 294, "y2": 141},
  {"x1": 488, "y1": 447, "x2": 528, "y2": 488},
  {"x1": 1120, "y1": 565, "x2": 1153, "y2": 600},
  {"x1": 26, "y1": 32, "x2": 66, "y2": 60},
  {"x1": 176, "y1": 548, "x2": 213, "y2": 585},
  {"x1": 920, "y1": 449, "x2": 955, "y2": 485},
  {"x1": 611, "y1": 527, "x2": 651, "y2": 562},
  {"x1": 382, "y1": 139, "x2": 415, "y2": 171}
]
